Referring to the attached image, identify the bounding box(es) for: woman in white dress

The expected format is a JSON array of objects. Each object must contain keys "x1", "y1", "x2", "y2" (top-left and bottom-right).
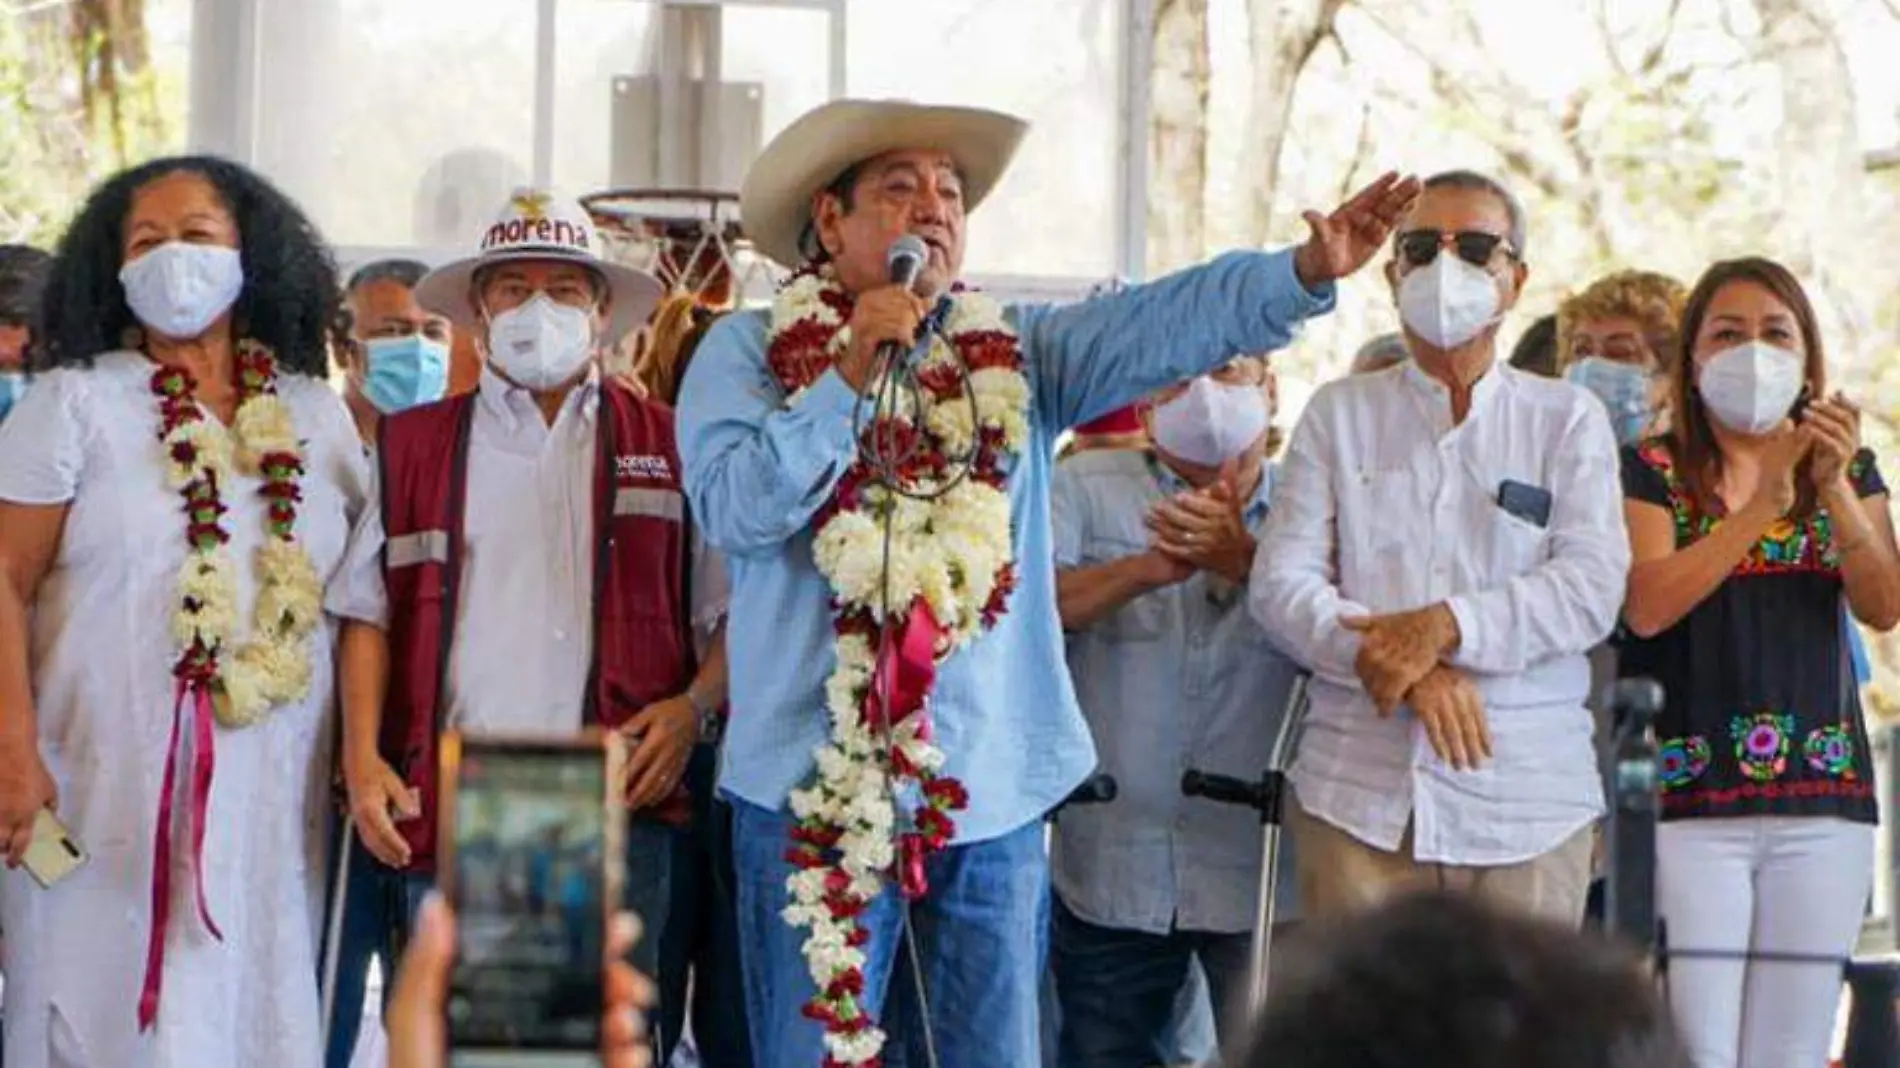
[{"x1": 0, "y1": 156, "x2": 369, "y2": 1068}]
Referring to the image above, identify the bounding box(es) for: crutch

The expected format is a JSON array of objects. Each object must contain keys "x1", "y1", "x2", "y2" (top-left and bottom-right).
[
  {"x1": 318, "y1": 814, "x2": 355, "y2": 1054},
  {"x1": 1180, "y1": 673, "x2": 1310, "y2": 1022}
]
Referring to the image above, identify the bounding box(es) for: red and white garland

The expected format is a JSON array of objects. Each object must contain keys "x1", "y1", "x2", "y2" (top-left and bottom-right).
[
  {"x1": 153, "y1": 341, "x2": 322, "y2": 726},
  {"x1": 767, "y1": 266, "x2": 1030, "y2": 1066}
]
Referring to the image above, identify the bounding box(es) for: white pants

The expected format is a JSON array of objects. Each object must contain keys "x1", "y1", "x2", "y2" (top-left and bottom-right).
[{"x1": 1658, "y1": 817, "x2": 1873, "y2": 1068}]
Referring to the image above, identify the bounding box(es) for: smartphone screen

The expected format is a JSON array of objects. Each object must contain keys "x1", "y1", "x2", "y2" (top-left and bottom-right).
[{"x1": 443, "y1": 734, "x2": 623, "y2": 1066}]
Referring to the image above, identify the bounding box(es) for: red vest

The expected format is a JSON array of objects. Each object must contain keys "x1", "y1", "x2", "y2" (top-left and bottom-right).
[{"x1": 377, "y1": 381, "x2": 697, "y2": 872}]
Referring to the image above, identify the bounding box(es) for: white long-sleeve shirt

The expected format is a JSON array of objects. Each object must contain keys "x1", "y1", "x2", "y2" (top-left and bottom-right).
[{"x1": 1251, "y1": 360, "x2": 1630, "y2": 865}]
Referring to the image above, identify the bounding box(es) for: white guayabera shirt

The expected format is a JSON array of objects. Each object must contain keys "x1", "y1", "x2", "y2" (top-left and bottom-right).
[{"x1": 1252, "y1": 360, "x2": 1630, "y2": 865}]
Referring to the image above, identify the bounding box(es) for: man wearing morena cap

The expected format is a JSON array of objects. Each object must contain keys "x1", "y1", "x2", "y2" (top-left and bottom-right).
[
  {"x1": 329, "y1": 191, "x2": 733, "y2": 1041},
  {"x1": 676, "y1": 97, "x2": 1417, "y2": 1065}
]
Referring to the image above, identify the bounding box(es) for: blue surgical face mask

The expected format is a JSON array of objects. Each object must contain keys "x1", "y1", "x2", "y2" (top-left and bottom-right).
[
  {"x1": 0, "y1": 372, "x2": 28, "y2": 423},
  {"x1": 361, "y1": 335, "x2": 451, "y2": 414},
  {"x1": 1567, "y1": 356, "x2": 1654, "y2": 445}
]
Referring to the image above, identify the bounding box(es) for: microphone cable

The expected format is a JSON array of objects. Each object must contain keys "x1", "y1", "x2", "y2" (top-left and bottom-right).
[{"x1": 843, "y1": 259, "x2": 987, "y2": 1068}]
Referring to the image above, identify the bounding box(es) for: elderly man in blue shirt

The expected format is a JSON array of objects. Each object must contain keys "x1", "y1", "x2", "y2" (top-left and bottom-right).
[
  {"x1": 676, "y1": 96, "x2": 1417, "y2": 1066},
  {"x1": 1048, "y1": 353, "x2": 1303, "y2": 1067}
]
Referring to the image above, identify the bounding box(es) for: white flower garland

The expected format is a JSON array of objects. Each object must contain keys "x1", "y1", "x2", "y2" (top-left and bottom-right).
[
  {"x1": 153, "y1": 345, "x2": 324, "y2": 728},
  {"x1": 766, "y1": 267, "x2": 1030, "y2": 1065}
]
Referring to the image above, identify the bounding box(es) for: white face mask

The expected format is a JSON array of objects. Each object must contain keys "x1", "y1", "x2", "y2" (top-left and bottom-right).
[
  {"x1": 119, "y1": 242, "x2": 244, "y2": 340},
  {"x1": 1149, "y1": 376, "x2": 1269, "y2": 467},
  {"x1": 485, "y1": 295, "x2": 596, "y2": 391},
  {"x1": 1696, "y1": 341, "x2": 1804, "y2": 435},
  {"x1": 1397, "y1": 254, "x2": 1502, "y2": 350}
]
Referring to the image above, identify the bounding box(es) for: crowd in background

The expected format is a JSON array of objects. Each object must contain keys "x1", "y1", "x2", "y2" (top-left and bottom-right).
[{"x1": 0, "y1": 128, "x2": 1887, "y2": 1068}]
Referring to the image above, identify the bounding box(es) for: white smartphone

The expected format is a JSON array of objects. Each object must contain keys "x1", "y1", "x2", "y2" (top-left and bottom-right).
[{"x1": 22, "y1": 807, "x2": 86, "y2": 889}]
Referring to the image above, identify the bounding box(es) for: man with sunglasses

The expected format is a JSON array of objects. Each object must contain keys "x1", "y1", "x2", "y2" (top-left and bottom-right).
[{"x1": 1252, "y1": 170, "x2": 1631, "y2": 927}]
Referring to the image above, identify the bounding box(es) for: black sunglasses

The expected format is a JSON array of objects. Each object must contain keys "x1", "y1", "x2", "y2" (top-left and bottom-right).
[{"x1": 1396, "y1": 229, "x2": 1513, "y2": 269}]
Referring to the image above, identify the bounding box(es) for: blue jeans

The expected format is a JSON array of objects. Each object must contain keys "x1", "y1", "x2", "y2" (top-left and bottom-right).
[
  {"x1": 320, "y1": 820, "x2": 434, "y2": 1068},
  {"x1": 1050, "y1": 896, "x2": 1250, "y2": 1068},
  {"x1": 732, "y1": 799, "x2": 1049, "y2": 1065},
  {"x1": 623, "y1": 818, "x2": 674, "y2": 1046},
  {"x1": 656, "y1": 746, "x2": 752, "y2": 1067}
]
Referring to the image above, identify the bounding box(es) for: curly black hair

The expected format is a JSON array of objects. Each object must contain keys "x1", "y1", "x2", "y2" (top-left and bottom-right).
[{"x1": 34, "y1": 155, "x2": 343, "y2": 377}]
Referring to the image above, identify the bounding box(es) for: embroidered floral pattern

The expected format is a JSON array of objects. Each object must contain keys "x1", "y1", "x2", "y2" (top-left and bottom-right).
[
  {"x1": 1634, "y1": 438, "x2": 1867, "y2": 574},
  {"x1": 1730, "y1": 711, "x2": 1795, "y2": 782},
  {"x1": 1804, "y1": 724, "x2": 1858, "y2": 779},
  {"x1": 1658, "y1": 736, "x2": 1712, "y2": 790}
]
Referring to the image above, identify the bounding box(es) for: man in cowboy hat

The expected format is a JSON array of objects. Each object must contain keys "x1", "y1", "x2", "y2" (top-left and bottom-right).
[
  {"x1": 675, "y1": 98, "x2": 1417, "y2": 1064},
  {"x1": 329, "y1": 190, "x2": 733, "y2": 1044}
]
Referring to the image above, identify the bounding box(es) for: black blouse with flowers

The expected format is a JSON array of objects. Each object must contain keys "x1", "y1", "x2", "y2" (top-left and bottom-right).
[{"x1": 1618, "y1": 438, "x2": 1882, "y2": 824}]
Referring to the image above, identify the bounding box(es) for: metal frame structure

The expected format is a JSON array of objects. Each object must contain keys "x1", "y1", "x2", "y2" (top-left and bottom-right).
[{"x1": 187, "y1": 0, "x2": 1156, "y2": 304}]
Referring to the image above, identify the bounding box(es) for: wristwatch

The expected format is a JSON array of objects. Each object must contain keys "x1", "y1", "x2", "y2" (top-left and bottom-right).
[{"x1": 688, "y1": 684, "x2": 723, "y2": 746}]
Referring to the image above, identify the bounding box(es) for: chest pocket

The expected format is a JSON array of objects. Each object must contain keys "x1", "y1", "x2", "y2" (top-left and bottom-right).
[
  {"x1": 1080, "y1": 532, "x2": 1167, "y2": 642},
  {"x1": 1485, "y1": 505, "x2": 1551, "y2": 577},
  {"x1": 1335, "y1": 462, "x2": 1431, "y2": 582}
]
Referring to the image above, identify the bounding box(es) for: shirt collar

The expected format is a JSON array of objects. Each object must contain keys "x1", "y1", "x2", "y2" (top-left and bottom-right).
[
  {"x1": 1145, "y1": 450, "x2": 1275, "y2": 521},
  {"x1": 1399, "y1": 354, "x2": 1507, "y2": 431},
  {"x1": 476, "y1": 364, "x2": 601, "y2": 432}
]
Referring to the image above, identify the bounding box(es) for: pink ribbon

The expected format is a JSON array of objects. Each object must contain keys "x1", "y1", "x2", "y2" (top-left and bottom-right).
[
  {"x1": 865, "y1": 600, "x2": 942, "y2": 731},
  {"x1": 864, "y1": 602, "x2": 947, "y2": 900},
  {"x1": 137, "y1": 680, "x2": 223, "y2": 1031}
]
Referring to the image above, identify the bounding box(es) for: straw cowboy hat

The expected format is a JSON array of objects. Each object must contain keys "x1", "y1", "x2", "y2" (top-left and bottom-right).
[
  {"x1": 415, "y1": 189, "x2": 664, "y2": 343},
  {"x1": 740, "y1": 99, "x2": 1030, "y2": 269}
]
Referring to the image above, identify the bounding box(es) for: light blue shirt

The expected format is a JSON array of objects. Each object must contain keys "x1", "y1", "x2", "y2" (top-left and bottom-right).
[
  {"x1": 1049, "y1": 450, "x2": 1303, "y2": 934},
  {"x1": 677, "y1": 250, "x2": 1334, "y2": 843}
]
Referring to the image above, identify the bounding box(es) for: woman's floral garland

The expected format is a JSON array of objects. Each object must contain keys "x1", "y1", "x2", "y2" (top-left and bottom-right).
[
  {"x1": 140, "y1": 341, "x2": 327, "y2": 1030},
  {"x1": 153, "y1": 341, "x2": 323, "y2": 727},
  {"x1": 767, "y1": 265, "x2": 1030, "y2": 1066}
]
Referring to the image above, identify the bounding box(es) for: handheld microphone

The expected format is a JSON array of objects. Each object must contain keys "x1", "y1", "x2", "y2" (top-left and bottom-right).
[
  {"x1": 887, "y1": 234, "x2": 929, "y2": 292},
  {"x1": 875, "y1": 235, "x2": 930, "y2": 370}
]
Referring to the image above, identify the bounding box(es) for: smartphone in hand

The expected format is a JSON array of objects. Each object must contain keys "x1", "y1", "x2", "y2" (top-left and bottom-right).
[
  {"x1": 23, "y1": 808, "x2": 86, "y2": 889},
  {"x1": 438, "y1": 731, "x2": 627, "y2": 1068}
]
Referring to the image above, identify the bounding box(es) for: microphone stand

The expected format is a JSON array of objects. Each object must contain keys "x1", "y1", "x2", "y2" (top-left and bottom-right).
[
  {"x1": 1606, "y1": 678, "x2": 1663, "y2": 954},
  {"x1": 1046, "y1": 773, "x2": 1119, "y2": 821},
  {"x1": 1179, "y1": 674, "x2": 1309, "y2": 1022}
]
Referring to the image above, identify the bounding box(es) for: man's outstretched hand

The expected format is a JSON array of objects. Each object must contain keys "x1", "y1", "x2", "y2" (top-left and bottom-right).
[
  {"x1": 387, "y1": 894, "x2": 658, "y2": 1068},
  {"x1": 1292, "y1": 172, "x2": 1423, "y2": 289}
]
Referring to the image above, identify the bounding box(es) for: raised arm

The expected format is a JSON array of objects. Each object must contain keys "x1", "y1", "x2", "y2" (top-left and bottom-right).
[
  {"x1": 1250, "y1": 398, "x2": 1370, "y2": 688},
  {"x1": 1444, "y1": 405, "x2": 1630, "y2": 675},
  {"x1": 1019, "y1": 172, "x2": 1419, "y2": 432},
  {"x1": 1018, "y1": 250, "x2": 1334, "y2": 433},
  {"x1": 676, "y1": 314, "x2": 865, "y2": 556}
]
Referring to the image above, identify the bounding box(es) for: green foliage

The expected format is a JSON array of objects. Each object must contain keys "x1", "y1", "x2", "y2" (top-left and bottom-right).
[{"x1": 0, "y1": 7, "x2": 185, "y2": 248}]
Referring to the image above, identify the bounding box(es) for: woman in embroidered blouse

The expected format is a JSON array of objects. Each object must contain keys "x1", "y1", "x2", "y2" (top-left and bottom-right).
[
  {"x1": 0, "y1": 157, "x2": 370, "y2": 1068},
  {"x1": 1619, "y1": 257, "x2": 1900, "y2": 1068}
]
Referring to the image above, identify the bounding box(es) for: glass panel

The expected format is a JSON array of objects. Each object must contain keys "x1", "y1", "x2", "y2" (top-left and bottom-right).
[
  {"x1": 845, "y1": 0, "x2": 1124, "y2": 279},
  {"x1": 247, "y1": 0, "x2": 537, "y2": 248}
]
